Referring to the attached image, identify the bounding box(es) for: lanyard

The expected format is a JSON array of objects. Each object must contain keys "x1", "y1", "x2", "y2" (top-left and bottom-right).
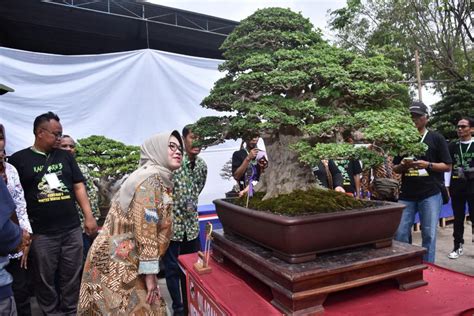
[
  {"x1": 420, "y1": 130, "x2": 428, "y2": 143},
  {"x1": 459, "y1": 140, "x2": 473, "y2": 167}
]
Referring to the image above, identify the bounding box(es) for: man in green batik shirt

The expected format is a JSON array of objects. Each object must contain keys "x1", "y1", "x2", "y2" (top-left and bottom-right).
[
  {"x1": 163, "y1": 125, "x2": 207, "y2": 316},
  {"x1": 60, "y1": 135, "x2": 100, "y2": 261}
]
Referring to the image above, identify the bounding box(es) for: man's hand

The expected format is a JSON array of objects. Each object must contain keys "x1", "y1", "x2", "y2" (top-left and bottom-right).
[
  {"x1": 247, "y1": 148, "x2": 259, "y2": 161},
  {"x1": 84, "y1": 215, "x2": 98, "y2": 237},
  {"x1": 16, "y1": 229, "x2": 31, "y2": 253},
  {"x1": 400, "y1": 158, "x2": 415, "y2": 169},
  {"x1": 411, "y1": 160, "x2": 429, "y2": 170}
]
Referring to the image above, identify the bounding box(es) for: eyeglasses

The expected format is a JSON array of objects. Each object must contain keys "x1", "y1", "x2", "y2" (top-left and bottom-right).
[
  {"x1": 168, "y1": 142, "x2": 183, "y2": 153},
  {"x1": 41, "y1": 128, "x2": 62, "y2": 139},
  {"x1": 457, "y1": 125, "x2": 470, "y2": 129}
]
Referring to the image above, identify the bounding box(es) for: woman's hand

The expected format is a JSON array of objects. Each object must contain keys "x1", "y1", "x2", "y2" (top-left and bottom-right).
[
  {"x1": 238, "y1": 185, "x2": 249, "y2": 198},
  {"x1": 15, "y1": 229, "x2": 31, "y2": 253},
  {"x1": 144, "y1": 274, "x2": 160, "y2": 305},
  {"x1": 20, "y1": 244, "x2": 30, "y2": 269},
  {"x1": 334, "y1": 186, "x2": 345, "y2": 193}
]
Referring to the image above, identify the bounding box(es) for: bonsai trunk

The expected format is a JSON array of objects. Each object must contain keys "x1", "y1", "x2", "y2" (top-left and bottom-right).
[
  {"x1": 259, "y1": 134, "x2": 317, "y2": 200},
  {"x1": 96, "y1": 175, "x2": 127, "y2": 216}
]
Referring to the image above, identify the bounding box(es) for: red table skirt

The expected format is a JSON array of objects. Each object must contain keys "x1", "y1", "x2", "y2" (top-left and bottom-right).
[{"x1": 179, "y1": 253, "x2": 474, "y2": 315}]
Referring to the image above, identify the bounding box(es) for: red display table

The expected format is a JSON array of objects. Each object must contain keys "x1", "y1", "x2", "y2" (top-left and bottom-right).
[{"x1": 179, "y1": 253, "x2": 474, "y2": 315}]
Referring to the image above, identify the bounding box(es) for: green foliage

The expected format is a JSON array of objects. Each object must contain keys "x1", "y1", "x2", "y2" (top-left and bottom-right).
[
  {"x1": 75, "y1": 135, "x2": 139, "y2": 180},
  {"x1": 193, "y1": 7, "x2": 423, "y2": 181},
  {"x1": 431, "y1": 81, "x2": 474, "y2": 140},
  {"x1": 233, "y1": 188, "x2": 373, "y2": 216},
  {"x1": 328, "y1": 0, "x2": 473, "y2": 92}
]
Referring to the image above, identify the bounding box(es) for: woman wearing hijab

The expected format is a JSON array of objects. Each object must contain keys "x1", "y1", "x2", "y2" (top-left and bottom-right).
[
  {"x1": 78, "y1": 131, "x2": 183, "y2": 315},
  {"x1": 0, "y1": 124, "x2": 33, "y2": 315}
]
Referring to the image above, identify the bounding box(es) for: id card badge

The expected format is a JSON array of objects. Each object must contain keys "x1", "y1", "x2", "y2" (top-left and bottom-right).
[
  {"x1": 186, "y1": 199, "x2": 196, "y2": 212},
  {"x1": 458, "y1": 167, "x2": 465, "y2": 179},
  {"x1": 44, "y1": 173, "x2": 61, "y2": 189},
  {"x1": 417, "y1": 168, "x2": 428, "y2": 176}
]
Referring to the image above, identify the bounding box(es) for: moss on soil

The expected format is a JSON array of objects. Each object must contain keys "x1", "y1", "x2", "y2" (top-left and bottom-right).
[{"x1": 232, "y1": 188, "x2": 375, "y2": 216}]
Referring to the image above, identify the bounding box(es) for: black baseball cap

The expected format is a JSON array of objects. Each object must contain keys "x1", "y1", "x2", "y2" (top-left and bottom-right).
[{"x1": 409, "y1": 101, "x2": 428, "y2": 116}]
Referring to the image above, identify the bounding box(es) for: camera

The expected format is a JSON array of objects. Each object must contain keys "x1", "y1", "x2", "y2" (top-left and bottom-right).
[{"x1": 463, "y1": 167, "x2": 474, "y2": 180}]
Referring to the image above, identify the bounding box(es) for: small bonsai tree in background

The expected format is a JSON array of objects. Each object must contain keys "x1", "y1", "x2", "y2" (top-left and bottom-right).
[
  {"x1": 220, "y1": 158, "x2": 234, "y2": 181},
  {"x1": 430, "y1": 81, "x2": 474, "y2": 141},
  {"x1": 75, "y1": 135, "x2": 139, "y2": 211},
  {"x1": 192, "y1": 8, "x2": 425, "y2": 200}
]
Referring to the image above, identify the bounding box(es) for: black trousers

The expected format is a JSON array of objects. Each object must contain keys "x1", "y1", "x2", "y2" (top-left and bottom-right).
[
  {"x1": 451, "y1": 193, "x2": 474, "y2": 247},
  {"x1": 5, "y1": 257, "x2": 31, "y2": 316},
  {"x1": 163, "y1": 236, "x2": 201, "y2": 316}
]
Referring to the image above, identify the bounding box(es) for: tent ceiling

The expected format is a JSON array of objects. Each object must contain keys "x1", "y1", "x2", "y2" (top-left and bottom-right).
[{"x1": 0, "y1": 0, "x2": 239, "y2": 58}]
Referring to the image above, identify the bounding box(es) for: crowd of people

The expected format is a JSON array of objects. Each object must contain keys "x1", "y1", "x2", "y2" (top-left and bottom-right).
[
  {"x1": 0, "y1": 110, "x2": 209, "y2": 315},
  {"x1": 313, "y1": 102, "x2": 473, "y2": 264},
  {"x1": 0, "y1": 99, "x2": 473, "y2": 315}
]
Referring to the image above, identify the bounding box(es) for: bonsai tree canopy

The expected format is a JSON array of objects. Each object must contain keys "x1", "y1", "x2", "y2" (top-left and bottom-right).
[
  {"x1": 75, "y1": 135, "x2": 139, "y2": 209},
  {"x1": 192, "y1": 8, "x2": 425, "y2": 200}
]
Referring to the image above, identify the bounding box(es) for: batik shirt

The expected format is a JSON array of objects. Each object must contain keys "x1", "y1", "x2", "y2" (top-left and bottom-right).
[
  {"x1": 171, "y1": 155, "x2": 207, "y2": 242},
  {"x1": 77, "y1": 164, "x2": 100, "y2": 230},
  {"x1": 78, "y1": 174, "x2": 172, "y2": 315},
  {"x1": 5, "y1": 162, "x2": 32, "y2": 259}
]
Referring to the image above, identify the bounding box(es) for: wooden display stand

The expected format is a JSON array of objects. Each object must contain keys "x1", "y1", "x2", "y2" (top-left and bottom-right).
[
  {"x1": 194, "y1": 222, "x2": 213, "y2": 275},
  {"x1": 193, "y1": 251, "x2": 212, "y2": 274},
  {"x1": 212, "y1": 230, "x2": 428, "y2": 315}
]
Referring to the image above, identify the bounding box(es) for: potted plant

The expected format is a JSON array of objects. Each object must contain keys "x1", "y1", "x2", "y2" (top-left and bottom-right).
[{"x1": 191, "y1": 8, "x2": 426, "y2": 263}]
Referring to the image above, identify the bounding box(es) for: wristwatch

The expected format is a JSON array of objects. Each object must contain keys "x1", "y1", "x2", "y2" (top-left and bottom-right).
[{"x1": 427, "y1": 162, "x2": 433, "y2": 171}]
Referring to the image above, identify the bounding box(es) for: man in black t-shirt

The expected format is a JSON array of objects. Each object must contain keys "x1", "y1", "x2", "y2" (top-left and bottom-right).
[
  {"x1": 232, "y1": 135, "x2": 268, "y2": 191},
  {"x1": 313, "y1": 159, "x2": 345, "y2": 192},
  {"x1": 334, "y1": 159, "x2": 362, "y2": 196},
  {"x1": 334, "y1": 130, "x2": 363, "y2": 197},
  {"x1": 393, "y1": 101, "x2": 452, "y2": 263},
  {"x1": 446, "y1": 117, "x2": 474, "y2": 259},
  {"x1": 9, "y1": 112, "x2": 98, "y2": 315}
]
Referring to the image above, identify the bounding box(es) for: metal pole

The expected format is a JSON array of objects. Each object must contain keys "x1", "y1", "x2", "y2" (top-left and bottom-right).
[
  {"x1": 143, "y1": 4, "x2": 149, "y2": 49},
  {"x1": 146, "y1": 21, "x2": 150, "y2": 49},
  {"x1": 415, "y1": 49, "x2": 422, "y2": 101}
]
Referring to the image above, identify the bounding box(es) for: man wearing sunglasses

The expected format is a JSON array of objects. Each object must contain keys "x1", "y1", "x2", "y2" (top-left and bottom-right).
[
  {"x1": 163, "y1": 125, "x2": 207, "y2": 316},
  {"x1": 393, "y1": 101, "x2": 452, "y2": 263},
  {"x1": 8, "y1": 112, "x2": 98, "y2": 315},
  {"x1": 446, "y1": 117, "x2": 474, "y2": 259}
]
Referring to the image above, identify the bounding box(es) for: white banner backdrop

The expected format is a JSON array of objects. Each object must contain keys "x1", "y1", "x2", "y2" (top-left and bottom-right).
[{"x1": 0, "y1": 47, "x2": 240, "y2": 205}]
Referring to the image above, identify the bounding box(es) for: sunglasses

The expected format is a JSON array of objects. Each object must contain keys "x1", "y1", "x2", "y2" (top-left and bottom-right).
[
  {"x1": 168, "y1": 142, "x2": 183, "y2": 153},
  {"x1": 457, "y1": 125, "x2": 470, "y2": 129}
]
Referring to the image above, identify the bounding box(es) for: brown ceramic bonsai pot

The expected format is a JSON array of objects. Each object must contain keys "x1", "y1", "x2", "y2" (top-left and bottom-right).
[{"x1": 213, "y1": 198, "x2": 405, "y2": 263}]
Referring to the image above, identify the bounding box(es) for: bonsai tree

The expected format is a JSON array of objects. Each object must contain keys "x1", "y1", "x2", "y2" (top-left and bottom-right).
[
  {"x1": 192, "y1": 8, "x2": 425, "y2": 200},
  {"x1": 75, "y1": 135, "x2": 140, "y2": 210}
]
